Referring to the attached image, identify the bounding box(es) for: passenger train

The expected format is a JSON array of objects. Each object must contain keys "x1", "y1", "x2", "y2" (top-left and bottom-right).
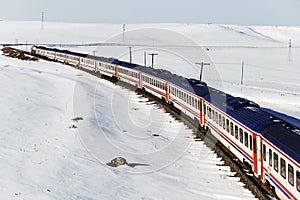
[{"x1": 31, "y1": 45, "x2": 300, "y2": 200}]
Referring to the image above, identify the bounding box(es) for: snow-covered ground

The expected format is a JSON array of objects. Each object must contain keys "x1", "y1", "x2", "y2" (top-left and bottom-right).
[
  {"x1": 0, "y1": 54, "x2": 255, "y2": 199},
  {"x1": 1, "y1": 21, "x2": 299, "y2": 199}
]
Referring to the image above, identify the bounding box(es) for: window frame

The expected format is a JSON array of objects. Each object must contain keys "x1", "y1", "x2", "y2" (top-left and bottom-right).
[
  {"x1": 288, "y1": 164, "x2": 294, "y2": 186},
  {"x1": 269, "y1": 149, "x2": 272, "y2": 167},
  {"x1": 297, "y1": 171, "x2": 300, "y2": 192},
  {"x1": 239, "y1": 128, "x2": 243, "y2": 143},
  {"x1": 274, "y1": 152, "x2": 278, "y2": 172},
  {"x1": 280, "y1": 158, "x2": 286, "y2": 179},
  {"x1": 263, "y1": 144, "x2": 266, "y2": 161}
]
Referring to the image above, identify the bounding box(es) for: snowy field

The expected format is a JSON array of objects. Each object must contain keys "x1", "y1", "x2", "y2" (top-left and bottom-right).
[{"x1": 1, "y1": 21, "x2": 300, "y2": 199}]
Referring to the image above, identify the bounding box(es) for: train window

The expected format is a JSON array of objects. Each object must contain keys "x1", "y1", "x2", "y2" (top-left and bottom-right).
[
  {"x1": 263, "y1": 144, "x2": 266, "y2": 161},
  {"x1": 226, "y1": 119, "x2": 229, "y2": 132},
  {"x1": 239, "y1": 128, "x2": 243, "y2": 143},
  {"x1": 244, "y1": 132, "x2": 248, "y2": 147},
  {"x1": 269, "y1": 149, "x2": 272, "y2": 166},
  {"x1": 288, "y1": 164, "x2": 294, "y2": 186},
  {"x1": 222, "y1": 117, "x2": 226, "y2": 130},
  {"x1": 249, "y1": 135, "x2": 252, "y2": 150},
  {"x1": 213, "y1": 112, "x2": 216, "y2": 123},
  {"x1": 297, "y1": 171, "x2": 300, "y2": 192},
  {"x1": 253, "y1": 138, "x2": 257, "y2": 153},
  {"x1": 208, "y1": 108, "x2": 211, "y2": 118},
  {"x1": 280, "y1": 158, "x2": 286, "y2": 179},
  {"x1": 235, "y1": 125, "x2": 238, "y2": 139},
  {"x1": 230, "y1": 122, "x2": 234, "y2": 136},
  {"x1": 218, "y1": 114, "x2": 221, "y2": 126},
  {"x1": 274, "y1": 153, "x2": 278, "y2": 172}
]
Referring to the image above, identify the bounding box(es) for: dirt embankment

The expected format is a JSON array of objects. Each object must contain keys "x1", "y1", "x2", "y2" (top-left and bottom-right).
[{"x1": 2, "y1": 47, "x2": 38, "y2": 61}]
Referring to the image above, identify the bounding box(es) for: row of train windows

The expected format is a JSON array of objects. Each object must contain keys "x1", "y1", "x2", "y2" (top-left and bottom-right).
[
  {"x1": 81, "y1": 59, "x2": 94, "y2": 65},
  {"x1": 170, "y1": 87, "x2": 200, "y2": 110},
  {"x1": 119, "y1": 68, "x2": 138, "y2": 79},
  {"x1": 99, "y1": 63, "x2": 115, "y2": 71},
  {"x1": 67, "y1": 55, "x2": 78, "y2": 61},
  {"x1": 262, "y1": 145, "x2": 300, "y2": 192},
  {"x1": 207, "y1": 107, "x2": 253, "y2": 150},
  {"x1": 37, "y1": 50, "x2": 45, "y2": 54},
  {"x1": 57, "y1": 53, "x2": 64, "y2": 58},
  {"x1": 142, "y1": 76, "x2": 166, "y2": 90}
]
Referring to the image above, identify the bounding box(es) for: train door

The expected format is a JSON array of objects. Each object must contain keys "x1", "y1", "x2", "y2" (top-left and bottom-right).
[
  {"x1": 115, "y1": 65, "x2": 118, "y2": 77},
  {"x1": 199, "y1": 98, "x2": 204, "y2": 127},
  {"x1": 138, "y1": 72, "x2": 142, "y2": 89},
  {"x1": 78, "y1": 57, "x2": 81, "y2": 68},
  {"x1": 166, "y1": 82, "x2": 170, "y2": 103},
  {"x1": 94, "y1": 60, "x2": 97, "y2": 71},
  {"x1": 253, "y1": 134, "x2": 262, "y2": 177}
]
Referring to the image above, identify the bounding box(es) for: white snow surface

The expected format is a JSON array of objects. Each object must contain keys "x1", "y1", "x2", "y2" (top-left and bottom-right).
[{"x1": 0, "y1": 55, "x2": 255, "y2": 199}]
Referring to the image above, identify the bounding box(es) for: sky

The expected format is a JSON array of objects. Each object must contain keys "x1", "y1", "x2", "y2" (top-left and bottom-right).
[{"x1": 1, "y1": 0, "x2": 300, "y2": 26}]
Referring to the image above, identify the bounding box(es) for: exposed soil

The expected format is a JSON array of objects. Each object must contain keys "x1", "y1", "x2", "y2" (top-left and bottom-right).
[{"x1": 2, "y1": 47, "x2": 38, "y2": 61}]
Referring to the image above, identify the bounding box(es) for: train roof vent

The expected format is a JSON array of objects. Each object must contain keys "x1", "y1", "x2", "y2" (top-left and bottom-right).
[
  {"x1": 292, "y1": 129, "x2": 300, "y2": 136},
  {"x1": 187, "y1": 78, "x2": 207, "y2": 86},
  {"x1": 226, "y1": 97, "x2": 260, "y2": 111}
]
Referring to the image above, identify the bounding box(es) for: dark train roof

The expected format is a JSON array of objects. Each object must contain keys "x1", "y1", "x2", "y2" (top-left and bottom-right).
[
  {"x1": 262, "y1": 123, "x2": 300, "y2": 164},
  {"x1": 202, "y1": 86, "x2": 273, "y2": 132}
]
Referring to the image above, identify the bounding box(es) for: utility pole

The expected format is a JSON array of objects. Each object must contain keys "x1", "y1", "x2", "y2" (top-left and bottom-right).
[
  {"x1": 144, "y1": 52, "x2": 147, "y2": 66},
  {"x1": 26, "y1": 41, "x2": 28, "y2": 51},
  {"x1": 149, "y1": 53, "x2": 158, "y2": 68},
  {"x1": 195, "y1": 62, "x2": 210, "y2": 81},
  {"x1": 41, "y1": 12, "x2": 44, "y2": 30},
  {"x1": 241, "y1": 61, "x2": 244, "y2": 85},
  {"x1": 122, "y1": 24, "x2": 126, "y2": 43},
  {"x1": 129, "y1": 47, "x2": 132, "y2": 63}
]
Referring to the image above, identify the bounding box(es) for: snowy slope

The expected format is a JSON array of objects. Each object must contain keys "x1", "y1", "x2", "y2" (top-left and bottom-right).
[{"x1": 0, "y1": 54, "x2": 255, "y2": 199}]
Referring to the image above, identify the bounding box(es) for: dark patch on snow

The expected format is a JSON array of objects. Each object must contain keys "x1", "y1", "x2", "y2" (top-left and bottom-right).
[{"x1": 72, "y1": 117, "x2": 83, "y2": 122}]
